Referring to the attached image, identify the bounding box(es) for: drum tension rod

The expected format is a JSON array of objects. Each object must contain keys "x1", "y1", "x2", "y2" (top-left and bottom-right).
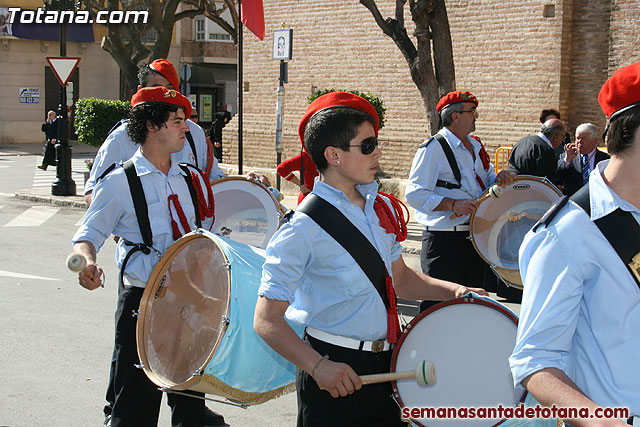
[
  {"x1": 160, "y1": 388, "x2": 249, "y2": 409},
  {"x1": 134, "y1": 361, "x2": 145, "y2": 370},
  {"x1": 192, "y1": 369, "x2": 203, "y2": 377},
  {"x1": 131, "y1": 309, "x2": 140, "y2": 318}
]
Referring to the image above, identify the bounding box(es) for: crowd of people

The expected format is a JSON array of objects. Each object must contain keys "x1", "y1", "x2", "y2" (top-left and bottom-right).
[{"x1": 70, "y1": 57, "x2": 639, "y2": 427}]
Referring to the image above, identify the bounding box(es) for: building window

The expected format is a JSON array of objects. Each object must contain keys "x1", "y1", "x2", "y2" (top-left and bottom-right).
[
  {"x1": 195, "y1": 17, "x2": 205, "y2": 41},
  {"x1": 194, "y1": 15, "x2": 232, "y2": 42}
]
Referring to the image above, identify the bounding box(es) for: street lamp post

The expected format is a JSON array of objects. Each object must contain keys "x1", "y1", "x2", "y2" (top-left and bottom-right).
[{"x1": 46, "y1": 0, "x2": 76, "y2": 196}]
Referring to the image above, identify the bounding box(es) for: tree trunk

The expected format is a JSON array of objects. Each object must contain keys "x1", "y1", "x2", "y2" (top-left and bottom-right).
[{"x1": 362, "y1": 0, "x2": 455, "y2": 134}]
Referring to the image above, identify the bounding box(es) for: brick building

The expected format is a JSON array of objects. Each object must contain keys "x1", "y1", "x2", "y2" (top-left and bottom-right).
[{"x1": 224, "y1": 0, "x2": 640, "y2": 179}]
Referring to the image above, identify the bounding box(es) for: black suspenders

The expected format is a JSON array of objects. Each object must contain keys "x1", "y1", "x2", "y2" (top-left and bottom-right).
[
  {"x1": 101, "y1": 160, "x2": 203, "y2": 286},
  {"x1": 421, "y1": 134, "x2": 462, "y2": 189}
]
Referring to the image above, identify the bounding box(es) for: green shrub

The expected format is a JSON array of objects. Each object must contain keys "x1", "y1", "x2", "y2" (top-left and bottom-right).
[
  {"x1": 308, "y1": 89, "x2": 386, "y2": 129},
  {"x1": 74, "y1": 98, "x2": 130, "y2": 147}
]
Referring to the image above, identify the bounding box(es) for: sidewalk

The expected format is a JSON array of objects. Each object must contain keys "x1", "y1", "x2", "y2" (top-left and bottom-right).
[{"x1": 6, "y1": 142, "x2": 423, "y2": 253}]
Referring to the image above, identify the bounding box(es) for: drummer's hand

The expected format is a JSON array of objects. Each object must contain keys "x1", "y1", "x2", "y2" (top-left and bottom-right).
[
  {"x1": 78, "y1": 263, "x2": 103, "y2": 290},
  {"x1": 455, "y1": 286, "x2": 488, "y2": 298},
  {"x1": 299, "y1": 185, "x2": 311, "y2": 195},
  {"x1": 494, "y1": 170, "x2": 517, "y2": 186},
  {"x1": 452, "y1": 198, "x2": 478, "y2": 217},
  {"x1": 313, "y1": 359, "x2": 362, "y2": 398}
]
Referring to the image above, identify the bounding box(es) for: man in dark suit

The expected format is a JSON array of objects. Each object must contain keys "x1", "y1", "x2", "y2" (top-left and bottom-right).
[
  {"x1": 508, "y1": 118, "x2": 566, "y2": 184},
  {"x1": 555, "y1": 123, "x2": 610, "y2": 196}
]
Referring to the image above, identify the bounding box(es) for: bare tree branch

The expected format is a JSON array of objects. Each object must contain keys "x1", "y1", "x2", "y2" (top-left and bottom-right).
[{"x1": 361, "y1": 0, "x2": 455, "y2": 133}]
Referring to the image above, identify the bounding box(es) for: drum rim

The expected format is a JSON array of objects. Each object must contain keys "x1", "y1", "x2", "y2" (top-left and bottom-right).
[
  {"x1": 390, "y1": 296, "x2": 526, "y2": 426},
  {"x1": 210, "y1": 175, "x2": 286, "y2": 215},
  {"x1": 136, "y1": 230, "x2": 232, "y2": 391},
  {"x1": 469, "y1": 175, "x2": 562, "y2": 286}
]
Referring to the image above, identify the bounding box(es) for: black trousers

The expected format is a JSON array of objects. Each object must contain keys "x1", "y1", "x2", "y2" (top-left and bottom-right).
[
  {"x1": 42, "y1": 140, "x2": 56, "y2": 166},
  {"x1": 296, "y1": 334, "x2": 405, "y2": 427},
  {"x1": 110, "y1": 285, "x2": 204, "y2": 427},
  {"x1": 212, "y1": 142, "x2": 223, "y2": 163},
  {"x1": 419, "y1": 229, "x2": 497, "y2": 311}
]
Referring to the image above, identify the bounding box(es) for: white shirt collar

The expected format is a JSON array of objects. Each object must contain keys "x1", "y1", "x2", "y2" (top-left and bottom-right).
[{"x1": 537, "y1": 132, "x2": 553, "y2": 148}]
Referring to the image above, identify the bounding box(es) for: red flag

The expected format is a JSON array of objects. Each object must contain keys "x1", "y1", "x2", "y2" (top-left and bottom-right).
[{"x1": 241, "y1": 0, "x2": 265, "y2": 40}]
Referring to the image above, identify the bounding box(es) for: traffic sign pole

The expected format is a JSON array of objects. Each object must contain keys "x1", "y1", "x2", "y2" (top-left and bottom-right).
[{"x1": 45, "y1": 52, "x2": 80, "y2": 196}]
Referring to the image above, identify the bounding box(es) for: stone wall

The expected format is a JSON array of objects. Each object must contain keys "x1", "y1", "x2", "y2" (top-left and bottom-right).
[{"x1": 220, "y1": 0, "x2": 638, "y2": 179}]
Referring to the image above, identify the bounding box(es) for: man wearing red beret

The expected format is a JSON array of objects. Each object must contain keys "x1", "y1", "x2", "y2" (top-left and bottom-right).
[
  {"x1": 510, "y1": 61, "x2": 640, "y2": 425},
  {"x1": 84, "y1": 58, "x2": 224, "y2": 206},
  {"x1": 72, "y1": 87, "x2": 217, "y2": 427},
  {"x1": 405, "y1": 91, "x2": 515, "y2": 311},
  {"x1": 255, "y1": 92, "x2": 487, "y2": 426}
]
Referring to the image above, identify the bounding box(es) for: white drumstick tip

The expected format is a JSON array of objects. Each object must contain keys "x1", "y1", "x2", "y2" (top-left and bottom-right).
[
  {"x1": 415, "y1": 360, "x2": 437, "y2": 387},
  {"x1": 66, "y1": 253, "x2": 87, "y2": 273}
]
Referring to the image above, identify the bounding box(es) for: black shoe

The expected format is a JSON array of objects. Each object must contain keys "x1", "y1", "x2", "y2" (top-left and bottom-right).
[
  {"x1": 37, "y1": 165, "x2": 47, "y2": 170},
  {"x1": 204, "y1": 406, "x2": 225, "y2": 426},
  {"x1": 103, "y1": 414, "x2": 111, "y2": 427}
]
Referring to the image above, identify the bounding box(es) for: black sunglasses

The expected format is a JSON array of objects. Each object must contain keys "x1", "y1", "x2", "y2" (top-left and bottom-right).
[
  {"x1": 342, "y1": 136, "x2": 379, "y2": 155},
  {"x1": 189, "y1": 115, "x2": 198, "y2": 119}
]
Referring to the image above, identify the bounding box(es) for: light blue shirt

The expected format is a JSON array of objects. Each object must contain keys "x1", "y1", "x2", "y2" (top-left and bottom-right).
[
  {"x1": 84, "y1": 119, "x2": 225, "y2": 195},
  {"x1": 258, "y1": 179, "x2": 403, "y2": 341},
  {"x1": 509, "y1": 160, "x2": 640, "y2": 415},
  {"x1": 73, "y1": 149, "x2": 215, "y2": 288},
  {"x1": 405, "y1": 127, "x2": 497, "y2": 228}
]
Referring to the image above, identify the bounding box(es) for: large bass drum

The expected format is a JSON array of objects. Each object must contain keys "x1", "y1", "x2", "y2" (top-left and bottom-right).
[
  {"x1": 470, "y1": 176, "x2": 562, "y2": 289},
  {"x1": 136, "y1": 230, "x2": 304, "y2": 405},
  {"x1": 210, "y1": 176, "x2": 284, "y2": 249}
]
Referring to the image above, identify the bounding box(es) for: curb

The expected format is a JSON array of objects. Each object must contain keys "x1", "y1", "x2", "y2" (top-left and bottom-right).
[
  {"x1": 15, "y1": 191, "x2": 88, "y2": 210},
  {"x1": 12, "y1": 191, "x2": 422, "y2": 255}
]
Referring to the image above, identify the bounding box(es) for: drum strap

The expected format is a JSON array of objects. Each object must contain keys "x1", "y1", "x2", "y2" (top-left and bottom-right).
[
  {"x1": 297, "y1": 194, "x2": 401, "y2": 343},
  {"x1": 421, "y1": 134, "x2": 462, "y2": 189},
  {"x1": 117, "y1": 161, "x2": 205, "y2": 286},
  {"x1": 185, "y1": 131, "x2": 198, "y2": 169},
  {"x1": 571, "y1": 184, "x2": 640, "y2": 288},
  {"x1": 534, "y1": 184, "x2": 640, "y2": 288}
]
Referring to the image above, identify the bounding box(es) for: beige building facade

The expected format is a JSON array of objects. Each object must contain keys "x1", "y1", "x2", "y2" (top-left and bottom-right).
[{"x1": 224, "y1": 0, "x2": 640, "y2": 179}]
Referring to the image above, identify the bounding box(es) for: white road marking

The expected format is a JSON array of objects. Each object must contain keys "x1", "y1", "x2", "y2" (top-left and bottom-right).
[
  {"x1": 0, "y1": 269, "x2": 62, "y2": 281},
  {"x1": 5, "y1": 206, "x2": 60, "y2": 227}
]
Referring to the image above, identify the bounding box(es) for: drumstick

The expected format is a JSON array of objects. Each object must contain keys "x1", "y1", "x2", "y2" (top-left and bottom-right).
[
  {"x1": 449, "y1": 184, "x2": 502, "y2": 219},
  {"x1": 360, "y1": 360, "x2": 436, "y2": 387},
  {"x1": 66, "y1": 253, "x2": 94, "y2": 279}
]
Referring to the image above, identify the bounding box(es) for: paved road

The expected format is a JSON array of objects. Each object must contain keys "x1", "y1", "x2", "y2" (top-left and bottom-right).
[{"x1": 0, "y1": 146, "x2": 521, "y2": 427}]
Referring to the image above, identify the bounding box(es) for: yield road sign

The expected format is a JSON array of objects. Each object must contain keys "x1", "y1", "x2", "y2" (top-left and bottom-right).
[{"x1": 46, "y1": 57, "x2": 81, "y2": 87}]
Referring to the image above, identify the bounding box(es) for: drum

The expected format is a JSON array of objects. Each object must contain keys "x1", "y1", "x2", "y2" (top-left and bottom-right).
[
  {"x1": 392, "y1": 295, "x2": 524, "y2": 427},
  {"x1": 136, "y1": 230, "x2": 304, "y2": 405},
  {"x1": 210, "y1": 176, "x2": 285, "y2": 249},
  {"x1": 470, "y1": 176, "x2": 562, "y2": 289}
]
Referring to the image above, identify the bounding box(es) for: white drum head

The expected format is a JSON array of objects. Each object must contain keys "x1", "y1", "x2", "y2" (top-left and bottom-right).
[
  {"x1": 393, "y1": 298, "x2": 524, "y2": 427},
  {"x1": 470, "y1": 177, "x2": 561, "y2": 286},
  {"x1": 211, "y1": 177, "x2": 282, "y2": 249}
]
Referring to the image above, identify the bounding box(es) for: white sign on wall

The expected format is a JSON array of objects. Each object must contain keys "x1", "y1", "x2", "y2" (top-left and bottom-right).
[{"x1": 19, "y1": 87, "x2": 40, "y2": 104}]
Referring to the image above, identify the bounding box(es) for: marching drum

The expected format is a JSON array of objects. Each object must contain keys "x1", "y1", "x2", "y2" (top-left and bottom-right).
[
  {"x1": 210, "y1": 176, "x2": 285, "y2": 249},
  {"x1": 136, "y1": 230, "x2": 304, "y2": 405},
  {"x1": 470, "y1": 176, "x2": 562, "y2": 289},
  {"x1": 392, "y1": 295, "x2": 524, "y2": 427}
]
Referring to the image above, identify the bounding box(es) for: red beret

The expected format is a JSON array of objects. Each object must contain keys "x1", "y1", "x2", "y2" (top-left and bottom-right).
[
  {"x1": 598, "y1": 61, "x2": 640, "y2": 120},
  {"x1": 298, "y1": 91, "x2": 379, "y2": 147},
  {"x1": 131, "y1": 87, "x2": 192, "y2": 119},
  {"x1": 149, "y1": 59, "x2": 180, "y2": 92},
  {"x1": 436, "y1": 90, "x2": 478, "y2": 115}
]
